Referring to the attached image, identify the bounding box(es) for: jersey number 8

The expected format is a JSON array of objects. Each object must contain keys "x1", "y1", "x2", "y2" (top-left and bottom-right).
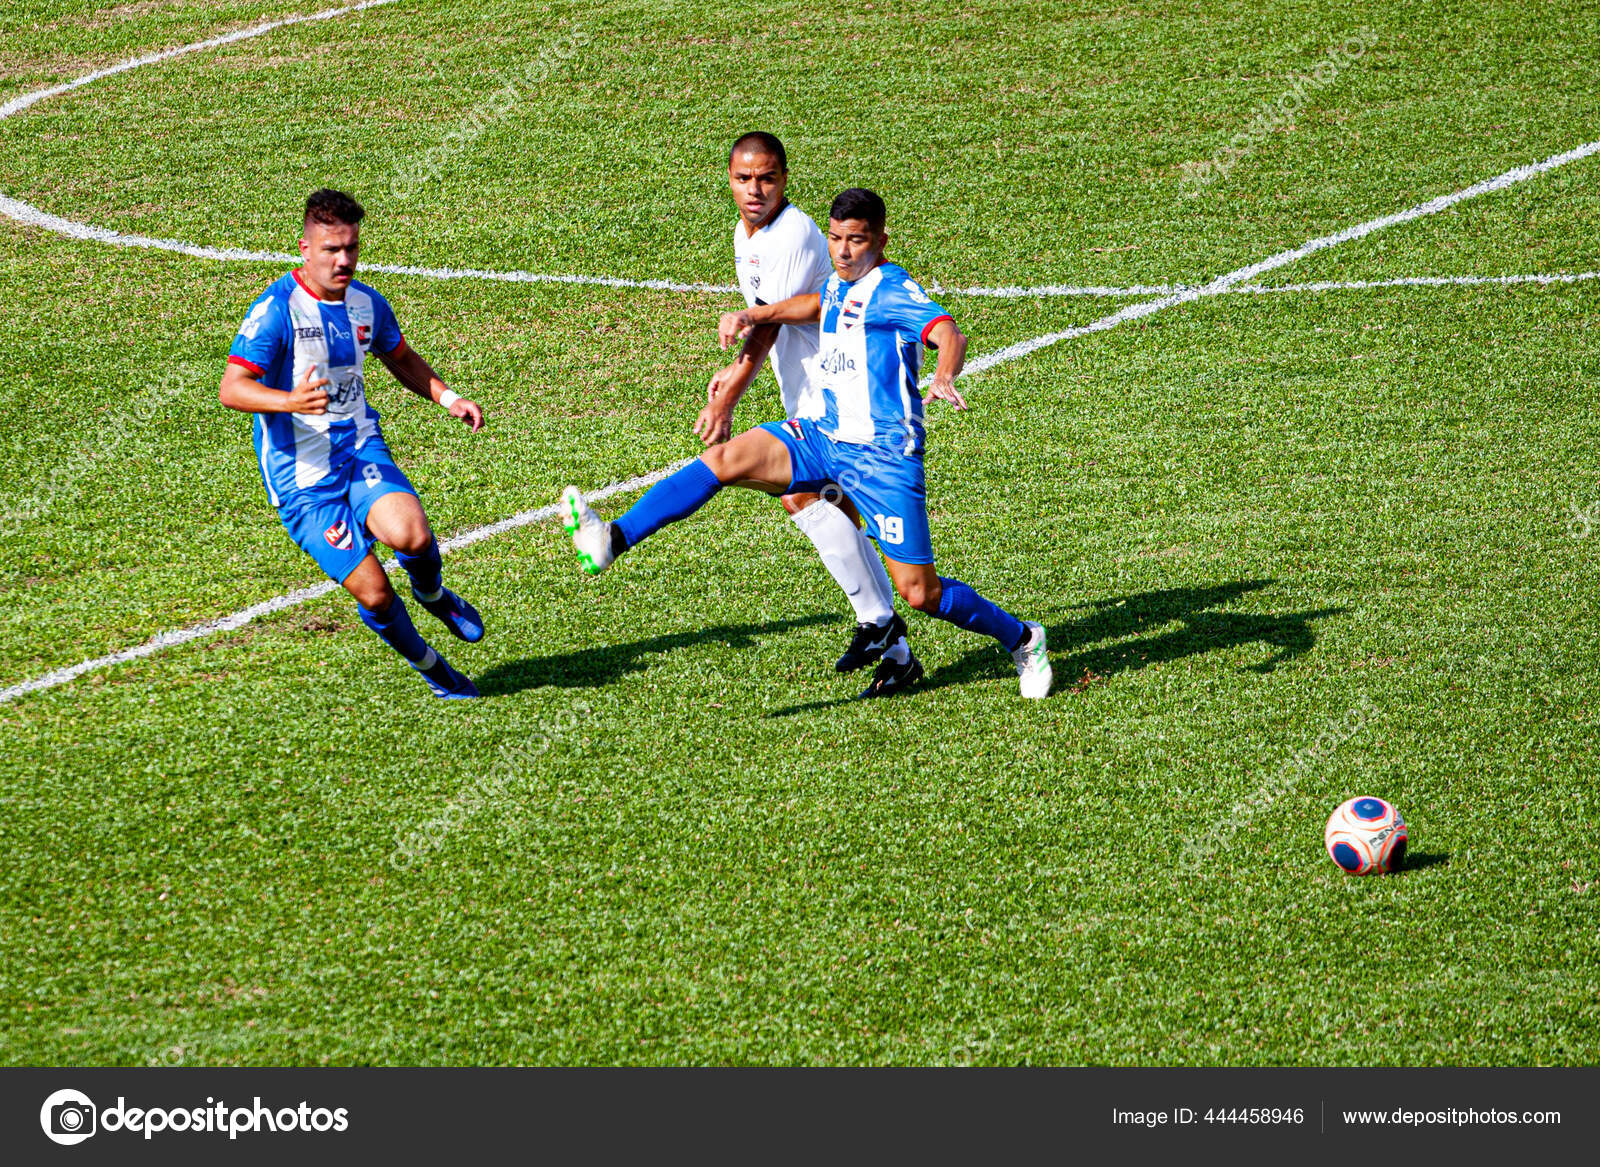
[
  {"x1": 874, "y1": 514, "x2": 905, "y2": 545},
  {"x1": 362, "y1": 463, "x2": 384, "y2": 490}
]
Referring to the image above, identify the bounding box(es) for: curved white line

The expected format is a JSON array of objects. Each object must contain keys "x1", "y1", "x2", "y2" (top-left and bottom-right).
[
  {"x1": 0, "y1": 0, "x2": 404, "y2": 121},
  {"x1": 7, "y1": 5, "x2": 1594, "y2": 302}
]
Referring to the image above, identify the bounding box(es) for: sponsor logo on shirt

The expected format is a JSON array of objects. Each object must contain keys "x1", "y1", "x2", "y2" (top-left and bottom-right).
[
  {"x1": 821, "y1": 349, "x2": 857, "y2": 376},
  {"x1": 294, "y1": 327, "x2": 323, "y2": 340},
  {"x1": 325, "y1": 320, "x2": 351, "y2": 343},
  {"x1": 324, "y1": 520, "x2": 354, "y2": 551}
]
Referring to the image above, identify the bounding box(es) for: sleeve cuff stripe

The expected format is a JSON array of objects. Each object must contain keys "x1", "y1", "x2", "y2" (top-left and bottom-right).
[
  {"x1": 920, "y1": 315, "x2": 954, "y2": 344},
  {"x1": 227, "y1": 355, "x2": 266, "y2": 374}
]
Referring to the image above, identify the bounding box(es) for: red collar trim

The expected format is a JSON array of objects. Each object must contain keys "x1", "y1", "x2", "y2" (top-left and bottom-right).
[{"x1": 291, "y1": 268, "x2": 324, "y2": 301}]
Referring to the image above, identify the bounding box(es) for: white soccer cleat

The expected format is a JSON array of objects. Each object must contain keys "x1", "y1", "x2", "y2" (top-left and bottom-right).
[
  {"x1": 561, "y1": 486, "x2": 615, "y2": 575},
  {"x1": 1011, "y1": 621, "x2": 1053, "y2": 699}
]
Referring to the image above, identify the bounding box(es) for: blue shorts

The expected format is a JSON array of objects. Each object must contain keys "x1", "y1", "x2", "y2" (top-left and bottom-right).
[
  {"x1": 761, "y1": 418, "x2": 934, "y2": 565},
  {"x1": 277, "y1": 437, "x2": 418, "y2": 584}
]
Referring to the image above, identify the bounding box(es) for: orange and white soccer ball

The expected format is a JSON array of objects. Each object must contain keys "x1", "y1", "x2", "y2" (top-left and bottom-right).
[{"x1": 1324, "y1": 796, "x2": 1408, "y2": 874}]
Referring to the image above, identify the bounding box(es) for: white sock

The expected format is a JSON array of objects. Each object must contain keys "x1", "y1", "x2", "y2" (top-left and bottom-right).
[{"x1": 790, "y1": 501, "x2": 895, "y2": 626}]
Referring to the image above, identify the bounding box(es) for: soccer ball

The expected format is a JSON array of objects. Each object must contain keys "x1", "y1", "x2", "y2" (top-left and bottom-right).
[{"x1": 1324, "y1": 796, "x2": 1408, "y2": 874}]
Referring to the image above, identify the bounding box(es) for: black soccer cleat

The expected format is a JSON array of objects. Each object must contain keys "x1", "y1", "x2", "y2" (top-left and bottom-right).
[
  {"x1": 835, "y1": 613, "x2": 908, "y2": 673},
  {"x1": 857, "y1": 651, "x2": 924, "y2": 699}
]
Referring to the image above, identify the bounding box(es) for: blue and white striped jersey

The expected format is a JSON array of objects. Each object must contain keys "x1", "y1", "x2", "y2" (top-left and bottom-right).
[
  {"x1": 811, "y1": 262, "x2": 952, "y2": 455},
  {"x1": 227, "y1": 270, "x2": 403, "y2": 507}
]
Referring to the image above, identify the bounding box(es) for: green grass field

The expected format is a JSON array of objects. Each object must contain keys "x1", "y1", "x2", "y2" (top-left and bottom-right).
[{"x1": 1, "y1": 0, "x2": 1597, "y2": 1066}]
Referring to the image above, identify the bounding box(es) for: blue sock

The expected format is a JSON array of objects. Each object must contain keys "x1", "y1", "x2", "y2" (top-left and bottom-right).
[
  {"x1": 935, "y1": 577, "x2": 1027, "y2": 649},
  {"x1": 614, "y1": 458, "x2": 723, "y2": 550},
  {"x1": 396, "y1": 536, "x2": 443, "y2": 600},
  {"x1": 359, "y1": 594, "x2": 433, "y2": 665}
]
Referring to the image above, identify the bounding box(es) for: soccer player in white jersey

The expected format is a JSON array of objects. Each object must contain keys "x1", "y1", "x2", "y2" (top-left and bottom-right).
[
  {"x1": 563, "y1": 188, "x2": 1051, "y2": 699},
  {"x1": 220, "y1": 189, "x2": 486, "y2": 698},
  {"x1": 694, "y1": 133, "x2": 916, "y2": 681}
]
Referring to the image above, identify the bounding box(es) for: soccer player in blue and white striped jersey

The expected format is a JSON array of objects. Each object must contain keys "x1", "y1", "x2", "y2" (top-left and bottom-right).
[
  {"x1": 564, "y1": 188, "x2": 1051, "y2": 699},
  {"x1": 220, "y1": 189, "x2": 485, "y2": 698},
  {"x1": 695, "y1": 133, "x2": 916, "y2": 677}
]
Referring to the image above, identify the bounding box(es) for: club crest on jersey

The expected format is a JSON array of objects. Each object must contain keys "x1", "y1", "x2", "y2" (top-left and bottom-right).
[
  {"x1": 903, "y1": 279, "x2": 932, "y2": 305},
  {"x1": 356, "y1": 323, "x2": 372, "y2": 345},
  {"x1": 324, "y1": 520, "x2": 354, "y2": 551},
  {"x1": 841, "y1": 298, "x2": 864, "y2": 330}
]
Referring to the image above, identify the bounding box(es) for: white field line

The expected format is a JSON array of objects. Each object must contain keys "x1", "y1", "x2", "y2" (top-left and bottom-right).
[
  {"x1": 938, "y1": 270, "x2": 1600, "y2": 299},
  {"x1": 1232, "y1": 270, "x2": 1600, "y2": 295},
  {"x1": 962, "y1": 137, "x2": 1600, "y2": 375},
  {"x1": 9, "y1": 136, "x2": 1599, "y2": 706},
  {"x1": 7, "y1": 182, "x2": 1594, "y2": 301},
  {"x1": 0, "y1": 0, "x2": 402, "y2": 122},
  {"x1": 3, "y1": 6, "x2": 1596, "y2": 302}
]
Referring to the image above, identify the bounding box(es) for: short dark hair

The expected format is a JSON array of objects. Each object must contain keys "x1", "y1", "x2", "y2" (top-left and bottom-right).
[
  {"x1": 828, "y1": 187, "x2": 886, "y2": 234},
  {"x1": 304, "y1": 188, "x2": 365, "y2": 230},
  {"x1": 728, "y1": 132, "x2": 787, "y2": 171}
]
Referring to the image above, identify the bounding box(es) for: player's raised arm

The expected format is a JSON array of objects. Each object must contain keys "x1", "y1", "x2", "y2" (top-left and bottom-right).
[
  {"x1": 375, "y1": 340, "x2": 484, "y2": 433},
  {"x1": 922, "y1": 318, "x2": 969, "y2": 411},
  {"x1": 220, "y1": 359, "x2": 330, "y2": 415},
  {"x1": 697, "y1": 321, "x2": 782, "y2": 445},
  {"x1": 719, "y1": 292, "x2": 822, "y2": 349}
]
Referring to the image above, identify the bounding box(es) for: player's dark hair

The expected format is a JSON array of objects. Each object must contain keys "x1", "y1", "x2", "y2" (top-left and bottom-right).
[
  {"x1": 304, "y1": 188, "x2": 365, "y2": 230},
  {"x1": 828, "y1": 187, "x2": 886, "y2": 234},
  {"x1": 728, "y1": 132, "x2": 787, "y2": 171}
]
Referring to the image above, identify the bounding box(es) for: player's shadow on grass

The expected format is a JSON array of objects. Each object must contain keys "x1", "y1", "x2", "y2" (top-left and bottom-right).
[
  {"x1": 475, "y1": 614, "x2": 835, "y2": 695},
  {"x1": 766, "y1": 579, "x2": 1347, "y2": 716}
]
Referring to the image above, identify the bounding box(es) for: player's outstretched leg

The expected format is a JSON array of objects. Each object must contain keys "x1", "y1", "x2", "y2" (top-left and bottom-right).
[
  {"x1": 563, "y1": 429, "x2": 794, "y2": 575},
  {"x1": 888, "y1": 565, "x2": 1052, "y2": 699},
  {"x1": 366, "y1": 493, "x2": 484, "y2": 643},
  {"x1": 785, "y1": 495, "x2": 907, "y2": 673},
  {"x1": 563, "y1": 459, "x2": 724, "y2": 575}
]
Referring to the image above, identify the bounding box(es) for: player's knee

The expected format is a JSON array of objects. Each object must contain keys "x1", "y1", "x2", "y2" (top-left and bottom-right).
[
  {"x1": 779, "y1": 493, "x2": 809, "y2": 516},
  {"x1": 390, "y1": 523, "x2": 432, "y2": 557},
  {"x1": 699, "y1": 448, "x2": 738, "y2": 484},
  {"x1": 350, "y1": 574, "x2": 396, "y2": 613},
  {"x1": 898, "y1": 575, "x2": 942, "y2": 613}
]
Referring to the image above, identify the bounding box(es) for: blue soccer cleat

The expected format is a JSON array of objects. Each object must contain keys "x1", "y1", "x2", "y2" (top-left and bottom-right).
[
  {"x1": 412, "y1": 586, "x2": 484, "y2": 643},
  {"x1": 414, "y1": 647, "x2": 480, "y2": 699}
]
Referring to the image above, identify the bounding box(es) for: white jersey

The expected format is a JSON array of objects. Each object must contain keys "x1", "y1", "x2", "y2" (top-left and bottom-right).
[{"x1": 732, "y1": 202, "x2": 833, "y2": 419}]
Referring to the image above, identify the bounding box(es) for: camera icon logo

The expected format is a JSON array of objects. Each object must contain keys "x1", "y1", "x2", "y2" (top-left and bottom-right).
[{"x1": 39, "y1": 1089, "x2": 97, "y2": 1146}]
